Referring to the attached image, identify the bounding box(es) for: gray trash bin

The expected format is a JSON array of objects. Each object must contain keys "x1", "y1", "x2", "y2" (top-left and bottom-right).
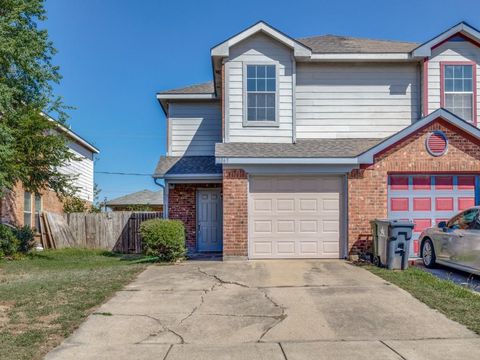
[{"x1": 372, "y1": 219, "x2": 414, "y2": 270}]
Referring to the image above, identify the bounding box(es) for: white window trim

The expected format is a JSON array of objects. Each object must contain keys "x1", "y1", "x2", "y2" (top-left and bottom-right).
[
  {"x1": 242, "y1": 61, "x2": 280, "y2": 127},
  {"x1": 443, "y1": 64, "x2": 474, "y2": 122}
]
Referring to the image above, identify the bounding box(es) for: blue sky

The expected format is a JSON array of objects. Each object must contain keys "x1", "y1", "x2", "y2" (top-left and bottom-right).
[{"x1": 44, "y1": 0, "x2": 480, "y2": 202}]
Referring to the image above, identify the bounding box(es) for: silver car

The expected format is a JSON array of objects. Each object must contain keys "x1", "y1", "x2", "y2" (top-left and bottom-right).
[{"x1": 419, "y1": 207, "x2": 480, "y2": 276}]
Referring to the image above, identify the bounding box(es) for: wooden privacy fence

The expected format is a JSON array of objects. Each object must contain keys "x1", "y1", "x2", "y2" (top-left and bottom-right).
[{"x1": 40, "y1": 211, "x2": 163, "y2": 253}]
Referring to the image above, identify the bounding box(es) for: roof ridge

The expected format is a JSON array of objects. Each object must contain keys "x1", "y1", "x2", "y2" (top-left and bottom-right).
[{"x1": 296, "y1": 33, "x2": 418, "y2": 45}]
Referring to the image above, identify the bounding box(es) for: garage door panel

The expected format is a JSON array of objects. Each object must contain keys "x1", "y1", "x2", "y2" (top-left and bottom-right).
[
  {"x1": 388, "y1": 174, "x2": 478, "y2": 258},
  {"x1": 249, "y1": 175, "x2": 342, "y2": 259}
]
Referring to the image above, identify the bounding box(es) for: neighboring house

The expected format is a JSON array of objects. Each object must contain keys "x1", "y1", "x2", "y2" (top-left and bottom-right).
[
  {"x1": 155, "y1": 21, "x2": 480, "y2": 260},
  {"x1": 0, "y1": 122, "x2": 99, "y2": 229},
  {"x1": 105, "y1": 189, "x2": 164, "y2": 212}
]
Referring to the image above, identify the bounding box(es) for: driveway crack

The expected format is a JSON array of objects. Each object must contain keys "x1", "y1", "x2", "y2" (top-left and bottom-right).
[
  {"x1": 197, "y1": 267, "x2": 249, "y2": 288},
  {"x1": 258, "y1": 290, "x2": 287, "y2": 342},
  {"x1": 114, "y1": 313, "x2": 186, "y2": 344}
]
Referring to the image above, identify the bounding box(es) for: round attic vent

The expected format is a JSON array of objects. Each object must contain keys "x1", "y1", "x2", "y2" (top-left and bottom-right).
[{"x1": 426, "y1": 131, "x2": 448, "y2": 157}]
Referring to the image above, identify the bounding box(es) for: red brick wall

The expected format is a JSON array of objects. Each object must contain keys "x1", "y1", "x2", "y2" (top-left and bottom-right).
[
  {"x1": 222, "y1": 169, "x2": 248, "y2": 257},
  {"x1": 348, "y1": 118, "x2": 480, "y2": 254},
  {"x1": 168, "y1": 183, "x2": 222, "y2": 253},
  {"x1": 0, "y1": 182, "x2": 64, "y2": 227}
]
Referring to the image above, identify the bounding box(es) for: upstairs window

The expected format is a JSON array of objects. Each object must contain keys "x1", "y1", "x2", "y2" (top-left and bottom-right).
[
  {"x1": 246, "y1": 64, "x2": 276, "y2": 123},
  {"x1": 443, "y1": 64, "x2": 474, "y2": 122}
]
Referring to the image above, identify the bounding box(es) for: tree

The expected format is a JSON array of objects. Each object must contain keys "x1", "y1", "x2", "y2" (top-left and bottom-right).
[{"x1": 0, "y1": 0, "x2": 77, "y2": 196}]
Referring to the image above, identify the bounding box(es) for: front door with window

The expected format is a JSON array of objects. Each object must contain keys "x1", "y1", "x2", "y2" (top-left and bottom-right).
[{"x1": 197, "y1": 189, "x2": 223, "y2": 252}]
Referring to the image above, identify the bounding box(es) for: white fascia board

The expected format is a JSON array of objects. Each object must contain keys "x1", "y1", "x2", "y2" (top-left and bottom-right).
[
  {"x1": 412, "y1": 22, "x2": 480, "y2": 57},
  {"x1": 217, "y1": 157, "x2": 360, "y2": 165},
  {"x1": 211, "y1": 21, "x2": 311, "y2": 58},
  {"x1": 156, "y1": 93, "x2": 217, "y2": 100},
  {"x1": 357, "y1": 108, "x2": 480, "y2": 163},
  {"x1": 42, "y1": 112, "x2": 100, "y2": 154},
  {"x1": 310, "y1": 53, "x2": 413, "y2": 61}
]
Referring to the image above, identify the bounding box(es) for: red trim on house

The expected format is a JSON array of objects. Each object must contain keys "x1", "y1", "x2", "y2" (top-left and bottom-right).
[
  {"x1": 423, "y1": 58, "x2": 429, "y2": 116},
  {"x1": 439, "y1": 61, "x2": 477, "y2": 126},
  {"x1": 373, "y1": 117, "x2": 480, "y2": 162},
  {"x1": 431, "y1": 32, "x2": 480, "y2": 51}
]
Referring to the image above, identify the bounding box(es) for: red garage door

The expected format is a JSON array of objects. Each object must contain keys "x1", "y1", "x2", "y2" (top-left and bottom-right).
[{"x1": 388, "y1": 174, "x2": 478, "y2": 257}]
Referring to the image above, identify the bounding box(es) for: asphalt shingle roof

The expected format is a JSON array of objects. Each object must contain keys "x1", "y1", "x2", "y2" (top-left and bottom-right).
[
  {"x1": 154, "y1": 156, "x2": 222, "y2": 177},
  {"x1": 297, "y1": 35, "x2": 418, "y2": 53},
  {"x1": 106, "y1": 190, "x2": 163, "y2": 206},
  {"x1": 215, "y1": 139, "x2": 384, "y2": 158},
  {"x1": 159, "y1": 81, "x2": 215, "y2": 95}
]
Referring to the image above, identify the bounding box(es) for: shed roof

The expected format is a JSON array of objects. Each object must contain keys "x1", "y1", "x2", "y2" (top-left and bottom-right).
[
  {"x1": 215, "y1": 138, "x2": 384, "y2": 159},
  {"x1": 153, "y1": 156, "x2": 222, "y2": 178}
]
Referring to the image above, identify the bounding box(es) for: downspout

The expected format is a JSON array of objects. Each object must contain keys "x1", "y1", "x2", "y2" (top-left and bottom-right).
[
  {"x1": 291, "y1": 55, "x2": 297, "y2": 143},
  {"x1": 154, "y1": 177, "x2": 168, "y2": 218}
]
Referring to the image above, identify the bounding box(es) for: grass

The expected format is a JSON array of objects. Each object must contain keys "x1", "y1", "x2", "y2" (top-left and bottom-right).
[
  {"x1": 364, "y1": 264, "x2": 480, "y2": 334},
  {"x1": 0, "y1": 248, "x2": 148, "y2": 360}
]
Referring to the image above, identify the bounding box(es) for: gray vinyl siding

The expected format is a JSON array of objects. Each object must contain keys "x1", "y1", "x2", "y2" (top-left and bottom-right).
[
  {"x1": 227, "y1": 32, "x2": 293, "y2": 143},
  {"x1": 296, "y1": 63, "x2": 420, "y2": 138},
  {"x1": 168, "y1": 101, "x2": 222, "y2": 156},
  {"x1": 427, "y1": 40, "x2": 480, "y2": 124}
]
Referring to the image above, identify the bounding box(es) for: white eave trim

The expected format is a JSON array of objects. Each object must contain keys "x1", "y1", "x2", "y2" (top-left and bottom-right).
[
  {"x1": 309, "y1": 53, "x2": 413, "y2": 61},
  {"x1": 42, "y1": 112, "x2": 100, "y2": 154},
  {"x1": 211, "y1": 21, "x2": 311, "y2": 58},
  {"x1": 357, "y1": 108, "x2": 480, "y2": 163},
  {"x1": 156, "y1": 93, "x2": 217, "y2": 100},
  {"x1": 217, "y1": 157, "x2": 360, "y2": 165},
  {"x1": 412, "y1": 22, "x2": 480, "y2": 57}
]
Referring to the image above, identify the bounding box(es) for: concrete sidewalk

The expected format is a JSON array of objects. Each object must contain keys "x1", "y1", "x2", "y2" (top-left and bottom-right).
[{"x1": 45, "y1": 260, "x2": 480, "y2": 359}]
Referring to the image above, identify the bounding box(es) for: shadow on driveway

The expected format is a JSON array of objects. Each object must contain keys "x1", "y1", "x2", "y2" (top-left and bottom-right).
[{"x1": 415, "y1": 261, "x2": 480, "y2": 292}]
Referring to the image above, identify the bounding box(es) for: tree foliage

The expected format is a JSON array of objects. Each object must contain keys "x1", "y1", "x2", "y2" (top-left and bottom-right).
[{"x1": 0, "y1": 0, "x2": 76, "y2": 196}]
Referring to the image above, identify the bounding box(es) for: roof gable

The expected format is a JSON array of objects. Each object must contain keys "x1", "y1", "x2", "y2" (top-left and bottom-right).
[
  {"x1": 358, "y1": 108, "x2": 480, "y2": 163},
  {"x1": 211, "y1": 21, "x2": 311, "y2": 58},
  {"x1": 413, "y1": 22, "x2": 480, "y2": 57}
]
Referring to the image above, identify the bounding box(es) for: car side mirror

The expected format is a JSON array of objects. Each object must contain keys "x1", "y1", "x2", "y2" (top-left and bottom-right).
[{"x1": 438, "y1": 221, "x2": 447, "y2": 231}]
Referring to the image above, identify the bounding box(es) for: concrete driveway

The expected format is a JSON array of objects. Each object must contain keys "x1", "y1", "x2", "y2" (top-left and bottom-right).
[{"x1": 45, "y1": 260, "x2": 480, "y2": 360}]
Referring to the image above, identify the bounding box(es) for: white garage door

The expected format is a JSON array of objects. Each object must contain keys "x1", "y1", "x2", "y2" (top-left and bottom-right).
[{"x1": 249, "y1": 175, "x2": 343, "y2": 259}]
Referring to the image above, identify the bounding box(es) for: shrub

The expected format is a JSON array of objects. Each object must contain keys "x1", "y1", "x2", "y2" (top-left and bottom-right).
[
  {"x1": 63, "y1": 196, "x2": 87, "y2": 213},
  {"x1": 140, "y1": 219, "x2": 186, "y2": 262},
  {"x1": 0, "y1": 224, "x2": 19, "y2": 259},
  {"x1": 14, "y1": 225, "x2": 36, "y2": 254}
]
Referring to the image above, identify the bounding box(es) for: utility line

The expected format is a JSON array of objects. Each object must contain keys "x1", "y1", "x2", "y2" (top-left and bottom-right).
[{"x1": 95, "y1": 171, "x2": 153, "y2": 176}]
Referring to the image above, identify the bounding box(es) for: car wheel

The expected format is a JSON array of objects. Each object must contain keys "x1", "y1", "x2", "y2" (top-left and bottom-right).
[{"x1": 422, "y1": 238, "x2": 436, "y2": 268}]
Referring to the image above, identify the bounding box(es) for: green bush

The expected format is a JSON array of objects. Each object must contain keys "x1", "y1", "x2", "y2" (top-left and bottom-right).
[
  {"x1": 0, "y1": 224, "x2": 19, "y2": 259},
  {"x1": 14, "y1": 225, "x2": 36, "y2": 254},
  {"x1": 140, "y1": 219, "x2": 186, "y2": 262}
]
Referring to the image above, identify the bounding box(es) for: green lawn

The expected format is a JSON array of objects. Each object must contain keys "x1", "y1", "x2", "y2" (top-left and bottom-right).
[
  {"x1": 0, "y1": 249, "x2": 148, "y2": 360},
  {"x1": 365, "y1": 265, "x2": 480, "y2": 334}
]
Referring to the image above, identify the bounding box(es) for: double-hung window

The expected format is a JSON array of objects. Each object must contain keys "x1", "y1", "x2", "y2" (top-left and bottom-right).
[
  {"x1": 246, "y1": 64, "x2": 276, "y2": 123},
  {"x1": 24, "y1": 192, "x2": 32, "y2": 227},
  {"x1": 443, "y1": 64, "x2": 474, "y2": 122}
]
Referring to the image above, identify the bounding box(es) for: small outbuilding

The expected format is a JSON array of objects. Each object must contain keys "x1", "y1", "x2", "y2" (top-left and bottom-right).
[{"x1": 106, "y1": 190, "x2": 163, "y2": 212}]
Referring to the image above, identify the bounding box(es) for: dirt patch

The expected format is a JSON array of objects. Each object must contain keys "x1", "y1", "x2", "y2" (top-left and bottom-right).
[{"x1": 0, "y1": 301, "x2": 15, "y2": 328}]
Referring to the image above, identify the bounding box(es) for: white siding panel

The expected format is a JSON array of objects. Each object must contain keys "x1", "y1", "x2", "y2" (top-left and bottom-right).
[
  {"x1": 59, "y1": 141, "x2": 95, "y2": 202},
  {"x1": 427, "y1": 40, "x2": 480, "y2": 125},
  {"x1": 296, "y1": 63, "x2": 420, "y2": 138},
  {"x1": 169, "y1": 102, "x2": 222, "y2": 156},
  {"x1": 227, "y1": 33, "x2": 293, "y2": 143}
]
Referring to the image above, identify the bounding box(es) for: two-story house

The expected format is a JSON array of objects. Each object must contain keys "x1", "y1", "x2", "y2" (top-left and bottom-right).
[
  {"x1": 0, "y1": 119, "x2": 99, "y2": 229},
  {"x1": 155, "y1": 21, "x2": 480, "y2": 260}
]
